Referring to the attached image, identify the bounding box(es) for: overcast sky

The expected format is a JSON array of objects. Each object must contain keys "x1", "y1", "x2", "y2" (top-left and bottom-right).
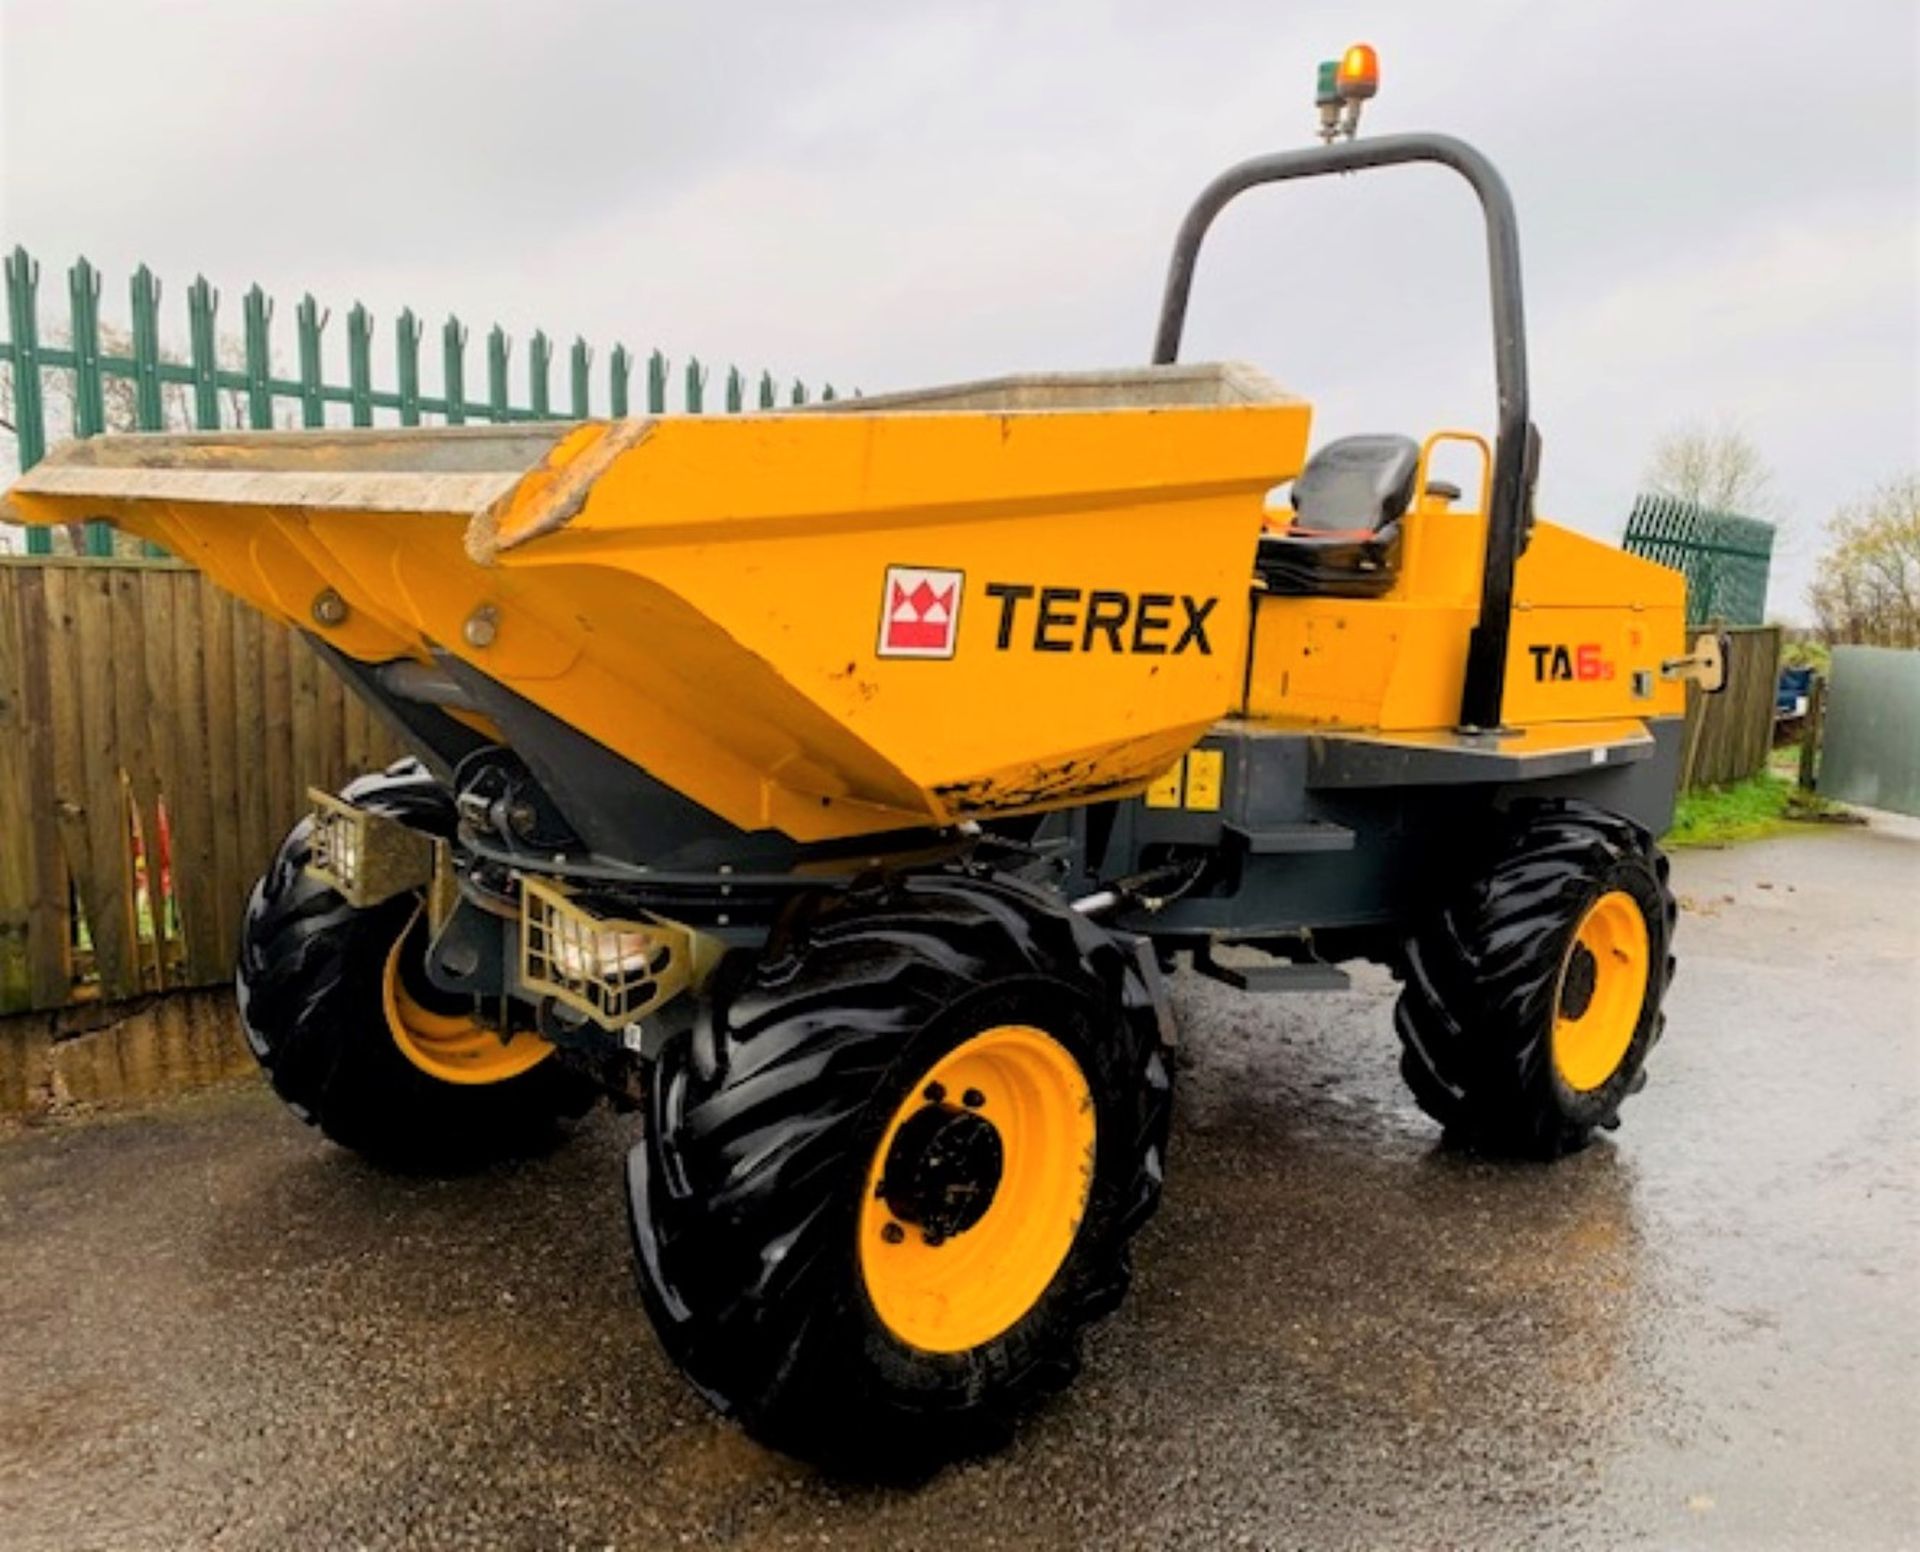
[{"x1": 2, "y1": 0, "x2": 1915, "y2": 614}]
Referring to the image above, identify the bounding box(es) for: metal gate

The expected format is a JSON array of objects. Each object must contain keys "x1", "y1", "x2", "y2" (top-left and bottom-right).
[{"x1": 1819, "y1": 646, "x2": 1920, "y2": 818}]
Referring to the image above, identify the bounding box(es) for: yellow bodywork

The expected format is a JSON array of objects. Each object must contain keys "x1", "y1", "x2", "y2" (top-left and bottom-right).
[
  {"x1": 1247, "y1": 485, "x2": 1687, "y2": 730},
  {"x1": 2, "y1": 369, "x2": 1687, "y2": 843}
]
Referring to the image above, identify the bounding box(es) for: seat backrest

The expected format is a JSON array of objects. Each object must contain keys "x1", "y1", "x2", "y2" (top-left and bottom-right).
[{"x1": 1289, "y1": 433, "x2": 1420, "y2": 534}]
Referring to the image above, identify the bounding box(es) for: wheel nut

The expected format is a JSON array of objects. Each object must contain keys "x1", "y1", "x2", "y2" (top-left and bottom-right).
[
  {"x1": 923, "y1": 1081, "x2": 946, "y2": 1103},
  {"x1": 962, "y1": 1088, "x2": 986, "y2": 1109},
  {"x1": 880, "y1": 1222, "x2": 905, "y2": 1245}
]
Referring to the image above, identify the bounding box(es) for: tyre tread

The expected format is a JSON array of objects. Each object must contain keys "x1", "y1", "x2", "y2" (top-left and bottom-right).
[
  {"x1": 629, "y1": 870, "x2": 1173, "y2": 1471},
  {"x1": 1394, "y1": 800, "x2": 1675, "y2": 1159}
]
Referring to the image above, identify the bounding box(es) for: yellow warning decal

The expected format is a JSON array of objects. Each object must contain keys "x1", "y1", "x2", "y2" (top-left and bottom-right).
[
  {"x1": 1184, "y1": 748, "x2": 1223, "y2": 811},
  {"x1": 1144, "y1": 763, "x2": 1185, "y2": 809},
  {"x1": 1142, "y1": 748, "x2": 1223, "y2": 812}
]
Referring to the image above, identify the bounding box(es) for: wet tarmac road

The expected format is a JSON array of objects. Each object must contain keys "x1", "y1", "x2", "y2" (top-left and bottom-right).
[{"x1": 2, "y1": 821, "x2": 1916, "y2": 1551}]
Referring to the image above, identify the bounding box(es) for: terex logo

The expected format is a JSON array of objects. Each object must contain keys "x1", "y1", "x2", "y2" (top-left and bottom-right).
[
  {"x1": 1530, "y1": 643, "x2": 1615, "y2": 682},
  {"x1": 985, "y1": 583, "x2": 1216, "y2": 656},
  {"x1": 878, "y1": 566, "x2": 963, "y2": 658}
]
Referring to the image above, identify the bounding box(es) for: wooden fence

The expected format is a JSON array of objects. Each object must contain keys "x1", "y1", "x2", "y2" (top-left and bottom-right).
[
  {"x1": 0, "y1": 557, "x2": 397, "y2": 1015},
  {"x1": 1678, "y1": 624, "x2": 1781, "y2": 790}
]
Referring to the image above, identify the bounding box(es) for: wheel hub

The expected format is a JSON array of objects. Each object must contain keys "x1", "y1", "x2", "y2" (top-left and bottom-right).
[
  {"x1": 1550, "y1": 889, "x2": 1651, "y2": 1093},
  {"x1": 1559, "y1": 942, "x2": 1598, "y2": 1021},
  {"x1": 857, "y1": 1023, "x2": 1097, "y2": 1354},
  {"x1": 383, "y1": 905, "x2": 554, "y2": 1086},
  {"x1": 879, "y1": 1103, "x2": 1004, "y2": 1244}
]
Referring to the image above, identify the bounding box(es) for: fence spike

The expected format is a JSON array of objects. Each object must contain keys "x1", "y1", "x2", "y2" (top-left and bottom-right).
[
  {"x1": 528, "y1": 329, "x2": 552, "y2": 420},
  {"x1": 487, "y1": 325, "x2": 511, "y2": 422},
  {"x1": 571, "y1": 336, "x2": 592, "y2": 419},
  {"x1": 127, "y1": 265, "x2": 165, "y2": 436},
  {"x1": 242, "y1": 285, "x2": 275, "y2": 430},
  {"x1": 442, "y1": 315, "x2": 469, "y2": 425},
  {"x1": 67, "y1": 257, "x2": 105, "y2": 438},
  {"x1": 647, "y1": 350, "x2": 668, "y2": 414},
  {"x1": 395, "y1": 307, "x2": 423, "y2": 426},
  {"x1": 685, "y1": 356, "x2": 706, "y2": 414},
  {"x1": 758, "y1": 370, "x2": 776, "y2": 410},
  {"x1": 5, "y1": 247, "x2": 51, "y2": 550},
  {"x1": 67, "y1": 260, "x2": 106, "y2": 540},
  {"x1": 346, "y1": 302, "x2": 374, "y2": 427},
  {"x1": 186, "y1": 275, "x2": 223, "y2": 431},
  {"x1": 609, "y1": 343, "x2": 632, "y2": 418},
  {"x1": 296, "y1": 294, "x2": 328, "y2": 428}
]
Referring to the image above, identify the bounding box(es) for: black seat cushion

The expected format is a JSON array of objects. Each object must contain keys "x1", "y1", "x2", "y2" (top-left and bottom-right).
[
  {"x1": 1288, "y1": 433, "x2": 1421, "y2": 532},
  {"x1": 1256, "y1": 433, "x2": 1419, "y2": 598}
]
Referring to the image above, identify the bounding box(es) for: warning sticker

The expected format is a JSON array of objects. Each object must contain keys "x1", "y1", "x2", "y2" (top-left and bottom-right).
[{"x1": 877, "y1": 566, "x2": 963, "y2": 659}]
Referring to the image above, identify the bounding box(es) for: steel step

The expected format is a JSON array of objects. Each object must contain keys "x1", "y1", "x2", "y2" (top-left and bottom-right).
[
  {"x1": 1192, "y1": 942, "x2": 1351, "y2": 993},
  {"x1": 1223, "y1": 821, "x2": 1356, "y2": 854}
]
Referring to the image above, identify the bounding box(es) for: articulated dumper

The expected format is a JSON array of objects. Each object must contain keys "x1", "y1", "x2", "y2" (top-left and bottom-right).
[{"x1": 5, "y1": 100, "x2": 1724, "y2": 1468}]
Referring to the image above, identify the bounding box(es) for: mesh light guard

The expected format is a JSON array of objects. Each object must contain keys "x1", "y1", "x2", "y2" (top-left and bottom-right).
[
  {"x1": 304, "y1": 788, "x2": 432, "y2": 908},
  {"x1": 518, "y1": 876, "x2": 704, "y2": 1029}
]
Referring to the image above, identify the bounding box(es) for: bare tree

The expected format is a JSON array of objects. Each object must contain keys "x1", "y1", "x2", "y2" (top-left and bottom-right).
[
  {"x1": 1808, "y1": 473, "x2": 1920, "y2": 648},
  {"x1": 1644, "y1": 422, "x2": 1778, "y2": 518}
]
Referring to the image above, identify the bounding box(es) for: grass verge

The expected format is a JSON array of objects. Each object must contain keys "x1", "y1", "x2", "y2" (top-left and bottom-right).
[{"x1": 1665, "y1": 771, "x2": 1854, "y2": 849}]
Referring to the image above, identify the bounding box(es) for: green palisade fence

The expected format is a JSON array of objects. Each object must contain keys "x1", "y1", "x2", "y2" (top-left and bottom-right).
[
  {"x1": 1621, "y1": 493, "x2": 1775, "y2": 627},
  {"x1": 0, "y1": 244, "x2": 841, "y2": 555}
]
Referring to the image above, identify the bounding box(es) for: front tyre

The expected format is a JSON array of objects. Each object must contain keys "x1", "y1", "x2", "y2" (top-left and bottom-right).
[
  {"x1": 1395, "y1": 801, "x2": 1676, "y2": 1159},
  {"x1": 236, "y1": 762, "x2": 596, "y2": 1169},
  {"x1": 627, "y1": 873, "x2": 1172, "y2": 1472}
]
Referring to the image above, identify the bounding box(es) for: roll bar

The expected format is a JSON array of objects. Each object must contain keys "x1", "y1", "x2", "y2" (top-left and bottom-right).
[{"x1": 1151, "y1": 132, "x2": 1535, "y2": 732}]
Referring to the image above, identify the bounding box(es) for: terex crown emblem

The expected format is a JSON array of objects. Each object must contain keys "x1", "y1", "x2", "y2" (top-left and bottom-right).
[{"x1": 878, "y1": 566, "x2": 963, "y2": 658}]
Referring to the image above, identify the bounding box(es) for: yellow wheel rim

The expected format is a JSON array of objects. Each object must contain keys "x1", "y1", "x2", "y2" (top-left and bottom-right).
[
  {"x1": 1551, "y1": 889, "x2": 1651, "y2": 1093},
  {"x1": 859, "y1": 1024, "x2": 1096, "y2": 1354},
  {"x1": 381, "y1": 909, "x2": 555, "y2": 1086}
]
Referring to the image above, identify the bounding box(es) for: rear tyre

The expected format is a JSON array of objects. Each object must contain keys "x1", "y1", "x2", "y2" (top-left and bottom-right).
[
  {"x1": 236, "y1": 761, "x2": 597, "y2": 1170},
  {"x1": 1394, "y1": 801, "x2": 1676, "y2": 1159},
  {"x1": 627, "y1": 872, "x2": 1173, "y2": 1472}
]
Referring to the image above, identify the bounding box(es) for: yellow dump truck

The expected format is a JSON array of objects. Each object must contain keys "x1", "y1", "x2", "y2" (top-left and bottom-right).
[{"x1": 4, "y1": 129, "x2": 1720, "y2": 1471}]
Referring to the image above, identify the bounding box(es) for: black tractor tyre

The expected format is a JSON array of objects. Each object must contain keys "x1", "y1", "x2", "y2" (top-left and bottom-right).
[
  {"x1": 626, "y1": 871, "x2": 1173, "y2": 1474},
  {"x1": 1394, "y1": 800, "x2": 1676, "y2": 1160},
  {"x1": 235, "y1": 760, "x2": 596, "y2": 1170}
]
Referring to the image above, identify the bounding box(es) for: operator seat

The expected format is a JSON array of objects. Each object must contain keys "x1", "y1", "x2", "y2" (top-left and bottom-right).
[{"x1": 1256, "y1": 433, "x2": 1419, "y2": 598}]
